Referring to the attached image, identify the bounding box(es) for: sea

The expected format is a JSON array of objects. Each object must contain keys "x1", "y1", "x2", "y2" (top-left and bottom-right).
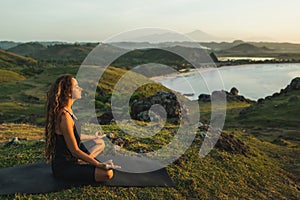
[{"x1": 153, "y1": 63, "x2": 300, "y2": 101}]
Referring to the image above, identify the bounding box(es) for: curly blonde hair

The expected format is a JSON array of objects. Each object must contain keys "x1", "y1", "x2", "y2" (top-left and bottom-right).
[{"x1": 45, "y1": 74, "x2": 73, "y2": 161}]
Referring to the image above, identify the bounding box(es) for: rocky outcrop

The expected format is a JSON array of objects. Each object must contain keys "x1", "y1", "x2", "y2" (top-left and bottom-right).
[
  {"x1": 97, "y1": 112, "x2": 114, "y2": 124},
  {"x1": 215, "y1": 132, "x2": 249, "y2": 155},
  {"x1": 130, "y1": 91, "x2": 181, "y2": 121},
  {"x1": 198, "y1": 123, "x2": 249, "y2": 155},
  {"x1": 198, "y1": 87, "x2": 254, "y2": 103},
  {"x1": 256, "y1": 77, "x2": 300, "y2": 105},
  {"x1": 280, "y1": 77, "x2": 300, "y2": 93}
]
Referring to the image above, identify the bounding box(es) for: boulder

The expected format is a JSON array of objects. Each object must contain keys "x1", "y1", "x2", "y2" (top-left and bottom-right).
[
  {"x1": 290, "y1": 77, "x2": 300, "y2": 90},
  {"x1": 230, "y1": 87, "x2": 239, "y2": 96},
  {"x1": 130, "y1": 91, "x2": 181, "y2": 121}
]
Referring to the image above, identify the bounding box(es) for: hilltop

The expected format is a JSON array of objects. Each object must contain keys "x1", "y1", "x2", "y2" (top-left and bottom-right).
[
  {"x1": 219, "y1": 43, "x2": 272, "y2": 55},
  {"x1": 7, "y1": 43, "x2": 96, "y2": 64}
]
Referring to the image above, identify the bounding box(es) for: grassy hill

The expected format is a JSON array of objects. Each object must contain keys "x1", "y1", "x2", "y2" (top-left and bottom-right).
[
  {"x1": 7, "y1": 42, "x2": 47, "y2": 57},
  {"x1": 0, "y1": 121, "x2": 299, "y2": 199},
  {"x1": 217, "y1": 43, "x2": 273, "y2": 57},
  {"x1": 223, "y1": 43, "x2": 271, "y2": 54},
  {"x1": 0, "y1": 64, "x2": 172, "y2": 125},
  {"x1": 200, "y1": 41, "x2": 300, "y2": 62},
  {"x1": 8, "y1": 43, "x2": 95, "y2": 64},
  {"x1": 0, "y1": 69, "x2": 25, "y2": 84},
  {"x1": 0, "y1": 41, "x2": 20, "y2": 50},
  {"x1": 0, "y1": 49, "x2": 40, "y2": 76},
  {"x1": 237, "y1": 77, "x2": 300, "y2": 129},
  {"x1": 0, "y1": 65, "x2": 79, "y2": 125}
]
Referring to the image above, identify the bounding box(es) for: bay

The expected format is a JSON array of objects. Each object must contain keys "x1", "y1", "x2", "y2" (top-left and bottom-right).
[{"x1": 154, "y1": 63, "x2": 300, "y2": 101}]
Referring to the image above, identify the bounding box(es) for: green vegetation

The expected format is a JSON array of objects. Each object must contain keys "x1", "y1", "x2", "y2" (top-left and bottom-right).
[
  {"x1": 0, "y1": 123, "x2": 299, "y2": 199},
  {"x1": 0, "y1": 69, "x2": 25, "y2": 83},
  {"x1": 0, "y1": 43, "x2": 299, "y2": 199}
]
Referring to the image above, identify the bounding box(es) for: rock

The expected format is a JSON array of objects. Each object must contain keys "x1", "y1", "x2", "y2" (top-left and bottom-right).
[
  {"x1": 279, "y1": 77, "x2": 300, "y2": 93},
  {"x1": 4, "y1": 137, "x2": 20, "y2": 147},
  {"x1": 131, "y1": 91, "x2": 181, "y2": 121},
  {"x1": 97, "y1": 112, "x2": 113, "y2": 124},
  {"x1": 272, "y1": 92, "x2": 280, "y2": 97},
  {"x1": 111, "y1": 137, "x2": 128, "y2": 148},
  {"x1": 215, "y1": 132, "x2": 249, "y2": 155},
  {"x1": 154, "y1": 139, "x2": 162, "y2": 144},
  {"x1": 230, "y1": 87, "x2": 239, "y2": 96},
  {"x1": 107, "y1": 133, "x2": 116, "y2": 139},
  {"x1": 198, "y1": 88, "x2": 254, "y2": 103},
  {"x1": 290, "y1": 77, "x2": 300, "y2": 90},
  {"x1": 257, "y1": 98, "x2": 264, "y2": 104},
  {"x1": 198, "y1": 94, "x2": 211, "y2": 102}
]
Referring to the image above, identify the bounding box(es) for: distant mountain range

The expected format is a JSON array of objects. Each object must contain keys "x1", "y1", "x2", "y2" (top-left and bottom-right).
[
  {"x1": 1, "y1": 29, "x2": 298, "y2": 47},
  {"x1": 1, "y1": 38, "x2": 300, "y2": 65}
]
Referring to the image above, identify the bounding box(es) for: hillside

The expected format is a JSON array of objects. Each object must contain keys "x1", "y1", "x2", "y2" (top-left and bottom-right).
[
  {"x1": 7, "y1": 42, "x2": 47, "y2": 57},
  {"x1": 238, "y1": 77, "x2": 300, "y2": 130},
  {"x1": 0, "y1": 64, "x2": 172, "y2": 125},
  {"x1": 0, "y1": 69, "x2": 25, "y2": 84},
  {"x1": 0, "y1": 49, "x2": 39, "y2": 76},
  {"x1": 8, "y1": 43, "x2": 95, "y2": 64},
  {"x1": 0, "y1": 49, "x2": 37, "y2": 68},
  {"x1": 0, "y1": 73, "x2": 299, "y2": 199},
  {"x1": 0, "y1": 41, "x2": 19, "y2": 50},
  {"x1": 0, "y1": 118, "x2": 299, "y2": 199},
  {"x1": 218, "y1": 43, "x2": 272, "y2": 56}
]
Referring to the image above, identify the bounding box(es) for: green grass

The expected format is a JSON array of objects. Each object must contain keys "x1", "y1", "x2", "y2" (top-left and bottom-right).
[
  {"x1": 0, "y1": 50, "x2": 299, "y2": 198},
  {"x1": 0, "y1": 69, "x2": 26, "y2": 84},
  {"x1": 0, "y1": 124, "x2": 299, "y2": 199}
]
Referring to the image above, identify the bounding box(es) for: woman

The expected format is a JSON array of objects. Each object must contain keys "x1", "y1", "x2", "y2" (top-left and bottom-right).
[{"x1": 45, "y1": 74, "x2": 119, "y2": 182}]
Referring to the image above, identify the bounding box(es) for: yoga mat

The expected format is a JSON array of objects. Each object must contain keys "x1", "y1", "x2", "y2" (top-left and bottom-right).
[{"x1": 0, "y1": 158, "x2": 174, "y2": 195}]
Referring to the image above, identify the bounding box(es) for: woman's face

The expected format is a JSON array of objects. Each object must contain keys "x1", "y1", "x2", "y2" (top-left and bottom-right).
[{"x1": 71, "y1": 78, "x2": 82, "y2": 100}]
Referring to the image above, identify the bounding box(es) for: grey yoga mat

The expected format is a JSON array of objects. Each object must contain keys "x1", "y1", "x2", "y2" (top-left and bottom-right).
[{"x1": 0, "y1": 157, "x2": 174, "y2": 195}]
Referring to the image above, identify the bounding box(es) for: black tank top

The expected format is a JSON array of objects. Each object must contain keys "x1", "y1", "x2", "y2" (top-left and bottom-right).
[{"x1": 53, "y1": 110, "x2": 81, "y2": 164}]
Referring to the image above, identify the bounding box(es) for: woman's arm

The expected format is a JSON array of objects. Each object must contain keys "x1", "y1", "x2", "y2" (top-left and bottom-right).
[
  {"x1": 80, "y1": 131, "x2": 106, "y2": 140},
  {"x1": 80, "y1": 133, "x2": 97, "y2": 140},
  {"x1": 60, "y1": 113, "x2": 100, "y2": 166},
  {"x1": 59, "y1": 113, "x2": 119, "y2": 169}
]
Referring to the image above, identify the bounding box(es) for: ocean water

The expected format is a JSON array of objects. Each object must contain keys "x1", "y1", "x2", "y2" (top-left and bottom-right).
[{"x1": 154, "y1": 63, "x2": 300, "y2": 100}]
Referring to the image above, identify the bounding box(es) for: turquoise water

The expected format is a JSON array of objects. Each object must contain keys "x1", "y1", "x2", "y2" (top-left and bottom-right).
[{"x1": 155, "y1": 63, "x2": 300, "y2": 100}]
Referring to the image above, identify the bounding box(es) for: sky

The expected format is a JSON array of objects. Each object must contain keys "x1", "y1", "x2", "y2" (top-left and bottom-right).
[{"x1": 1, "y1": 0, "x2": 300, "y2": 43}]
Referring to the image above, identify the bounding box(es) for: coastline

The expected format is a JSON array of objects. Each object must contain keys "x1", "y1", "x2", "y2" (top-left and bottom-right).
[{"x1": 151, "y1": 63, "x2": 300, "y2": 101}]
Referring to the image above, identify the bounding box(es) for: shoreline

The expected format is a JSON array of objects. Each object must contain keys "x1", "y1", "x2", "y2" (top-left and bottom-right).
[
  {"x1": 151, "y1": 63, "x2": 300, "y2": 101},
  {"x1": 150, "y1": 62, "x2": 300, "y2": 81}
]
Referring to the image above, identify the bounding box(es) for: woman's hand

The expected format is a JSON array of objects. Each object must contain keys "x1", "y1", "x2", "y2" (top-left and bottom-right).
[
  {"x1": 95, "y1": 130, "x2": 106, "y2": 139},
  {"x1": 96, "y1": 160, "x2": 121, "y2": 170}
]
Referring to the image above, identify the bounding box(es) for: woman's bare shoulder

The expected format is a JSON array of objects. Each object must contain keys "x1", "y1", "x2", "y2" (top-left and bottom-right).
[{"x1": 59, "y1": 110, "x2": 74, "y2": 126}]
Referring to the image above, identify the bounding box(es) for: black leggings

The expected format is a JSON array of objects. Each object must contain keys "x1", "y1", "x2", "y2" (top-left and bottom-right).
[{"x1": 52, "y1": 161, "x2": 96, "y2": 182}]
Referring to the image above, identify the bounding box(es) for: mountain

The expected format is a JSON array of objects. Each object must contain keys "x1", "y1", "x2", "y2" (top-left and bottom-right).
[
  {"x1": 186, "y1": 30, "x2": 232, "y2": 42},
  {"x1": 0, "y1": 41, "x2": 20, "y2": 50},
  {"x1": 218, "y1": 43, "x2": 272, "y2": 56},
  {"x1": 8, "y1": 42, "x2": 47, "y2": 57}
]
